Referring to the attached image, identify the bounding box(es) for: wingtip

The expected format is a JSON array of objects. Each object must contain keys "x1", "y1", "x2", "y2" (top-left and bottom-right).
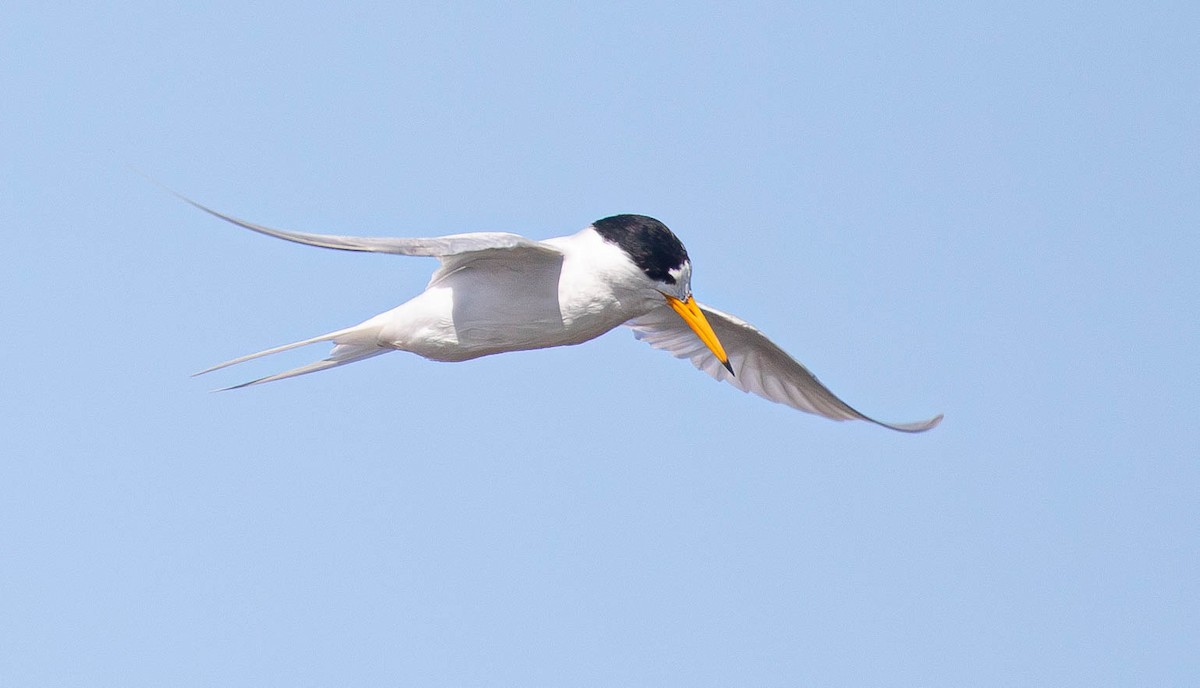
[
  {"x1": 192, "y1": 360, "x2": 238, "y2": 377},
  {"x1": 139, "y1": 173, "x2": 244, "y2": 225},
  {"x1": 136, "y1": 170, "x2": 196, "y2": 207},
  {"x1": 890, "y1": 413, "x2": 944, "y2": 433}
]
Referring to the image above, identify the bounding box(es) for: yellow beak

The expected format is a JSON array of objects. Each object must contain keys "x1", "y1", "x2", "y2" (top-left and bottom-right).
[{"x1": 664, "y1": 295, "x2": 735, "y2": 375}]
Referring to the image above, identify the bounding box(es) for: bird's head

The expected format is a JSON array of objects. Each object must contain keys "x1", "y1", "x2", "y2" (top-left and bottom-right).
[{"x1": 592, "y1": 214, "x2": 733, "y2": 375}]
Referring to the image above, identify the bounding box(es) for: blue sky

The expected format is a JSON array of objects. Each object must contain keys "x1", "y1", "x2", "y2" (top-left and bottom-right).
[{"x1": 2, "y1": 2, "x2": 1197, "y2": 685}]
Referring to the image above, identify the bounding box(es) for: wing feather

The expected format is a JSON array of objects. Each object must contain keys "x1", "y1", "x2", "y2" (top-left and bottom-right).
[
  {"x1": 627, "y1": 304, "x2": 942, "y2": 433},
  {"x1": 179, "y1": 194, "x2": 561, "y2": 259}
]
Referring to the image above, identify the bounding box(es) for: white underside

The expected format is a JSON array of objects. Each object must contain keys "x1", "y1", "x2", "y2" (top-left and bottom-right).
[{"x1": 362, "y1": 228, "x2": 660, "y2": 361}]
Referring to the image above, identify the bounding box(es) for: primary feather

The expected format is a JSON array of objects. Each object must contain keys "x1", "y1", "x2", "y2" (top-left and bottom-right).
[{"x1": 627, "y1": 304, "x2": 942, "y2": 432}]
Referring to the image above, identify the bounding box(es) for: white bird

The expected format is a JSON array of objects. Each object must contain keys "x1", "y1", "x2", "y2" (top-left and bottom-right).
[{"x1": 187, "y1": 199, "x2": 942, "y2": 433}]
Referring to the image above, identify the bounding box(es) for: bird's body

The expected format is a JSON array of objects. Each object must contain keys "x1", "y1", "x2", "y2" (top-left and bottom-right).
[
  {"x1": 383, "y1": 228, "x2": 658, "y2": 361},
  {"x1": 187, "y1": 198, "x2": 941, "y2": 433}
]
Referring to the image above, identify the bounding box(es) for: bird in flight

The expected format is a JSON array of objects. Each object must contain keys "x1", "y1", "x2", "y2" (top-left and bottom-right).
[{"x1": 187, "y1": 199, "x2": 941, "y2": 433}]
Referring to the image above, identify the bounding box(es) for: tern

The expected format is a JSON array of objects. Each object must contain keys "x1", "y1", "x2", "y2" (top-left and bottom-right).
[{"x1": 188, "y1": 200, "x2": 941, "y2": 433}]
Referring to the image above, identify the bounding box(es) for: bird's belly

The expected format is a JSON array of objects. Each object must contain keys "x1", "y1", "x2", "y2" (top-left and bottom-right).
[{"x1": 376, "y1": 271, "x2": 634, "y2": 362}]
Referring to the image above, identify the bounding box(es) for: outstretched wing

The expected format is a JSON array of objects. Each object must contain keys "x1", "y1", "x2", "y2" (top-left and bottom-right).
[
  {"x1": 179, "y1": 195, "x2": 563, "y2": 284},
  {"x1": 627, "y1": 303, "x2": 942, "y2": 433}
]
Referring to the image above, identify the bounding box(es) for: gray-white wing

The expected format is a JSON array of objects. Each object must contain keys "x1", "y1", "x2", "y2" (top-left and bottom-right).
[
  {"x1": 181, "y1": 195, "x2": 562, "y2": 261},
  {"x1": 627, "y1": 303, "x2": 942, "y2": 433}
]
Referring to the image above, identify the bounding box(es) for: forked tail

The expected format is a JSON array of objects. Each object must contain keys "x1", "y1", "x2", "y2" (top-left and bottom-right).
[{"x1": 194, "y1": 323, "x2": 387, "y2": 390}]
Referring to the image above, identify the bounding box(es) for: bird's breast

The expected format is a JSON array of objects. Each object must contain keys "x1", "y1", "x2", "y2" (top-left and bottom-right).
[{"x1": 378, "y1": 251, "x2": 648, "y2": 362}]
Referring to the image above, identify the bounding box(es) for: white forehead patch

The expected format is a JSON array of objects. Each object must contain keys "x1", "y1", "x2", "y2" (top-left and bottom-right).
[{"x1": 668, "y1": 261, "x2": 692, "y2": 294}]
